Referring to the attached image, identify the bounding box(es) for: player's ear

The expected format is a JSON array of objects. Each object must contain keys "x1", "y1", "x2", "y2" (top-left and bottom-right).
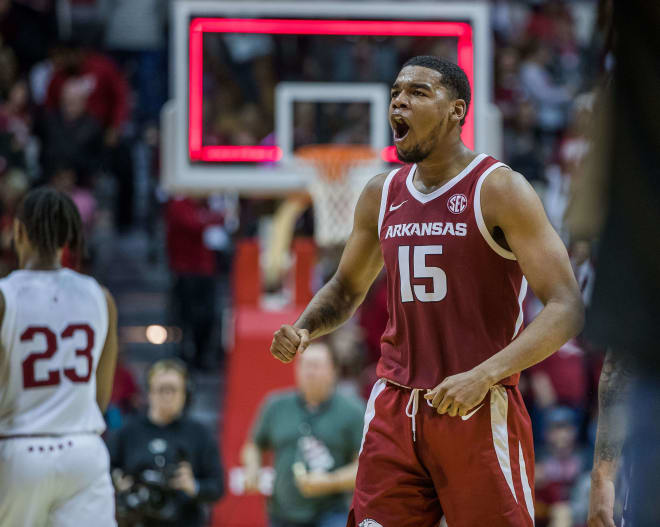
[{"x1": 451, "y1": 99, "x2": 467, "y2": 124}]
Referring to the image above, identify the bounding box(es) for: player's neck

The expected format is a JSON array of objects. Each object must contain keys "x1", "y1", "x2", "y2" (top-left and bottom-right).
[
  {"x1": 20, "y1": 255, "x2": 62, "y2": 271},
  {"x1": 414, "y1": 140, "x2": 476, "y2": 192}
]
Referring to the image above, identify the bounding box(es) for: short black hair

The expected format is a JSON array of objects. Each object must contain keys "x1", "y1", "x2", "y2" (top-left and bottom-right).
[
  {"x1": 401, "y1": 55, "x2": 471, "y2": 125},
  {"x1": 16, "y1": 187, "x2": 83, "y2": 260}
]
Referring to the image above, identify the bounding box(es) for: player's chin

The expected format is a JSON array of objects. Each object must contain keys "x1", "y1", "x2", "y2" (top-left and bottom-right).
[{"x1": 396, "y1": 144, "x2": 423, "y2": 164}]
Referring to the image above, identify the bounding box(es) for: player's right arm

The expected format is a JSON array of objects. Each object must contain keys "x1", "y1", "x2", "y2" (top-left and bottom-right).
[
  {"x1": 270, "y1": 173, "x2": 386, "y2": 363},
  {"x1": 588, "y1": 350, "x2": 632, "y2": 527},
  {"x1": 96, "y1": 287, "x2": 118, "y2": 412}
]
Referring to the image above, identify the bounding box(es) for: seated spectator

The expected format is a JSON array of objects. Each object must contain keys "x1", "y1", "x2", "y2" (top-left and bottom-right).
[
  {"x1": 535, "y1": 406, "x2": 587, "y2": 527},
  {"x1": 108, "y1": 359, "x2": 224, "y2": 527},
  {"x1": 241, "y1": 341, "x2": 365, "y2": 527},
  {"x1": 528, "y1": 337, "x2": 589, "y2": 442},
  {"x1": 104, "y1": 352, "x2": 140, "y2": 431},
  {"x1": 49, "y1": 165, "x2": 97, "y2": 233}
]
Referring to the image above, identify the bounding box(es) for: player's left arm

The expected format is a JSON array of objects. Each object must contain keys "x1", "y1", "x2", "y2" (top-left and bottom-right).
[
  {"x1": 427, "y1": 168, "x2": 584, "y2": 416},
  {"x1": 96, "y1": 287, "x2": 118, "y2": 412}
]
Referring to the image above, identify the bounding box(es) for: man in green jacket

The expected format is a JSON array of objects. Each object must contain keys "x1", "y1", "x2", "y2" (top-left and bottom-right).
[{"x1": 242, "y1": 341, "x2": 365, "y2": 527}]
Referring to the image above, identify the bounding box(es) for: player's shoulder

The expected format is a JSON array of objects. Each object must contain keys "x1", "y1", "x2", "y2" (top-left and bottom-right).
[
  {"x1": 65, "y1": 269, "x2": 114, "y2": 304},
  {"x1": 480, "y1": 164, "x2": 541, "y2": 219},
  {"x1": 481, "y1": 164, "x2": 529, "y2": 196},
  {"x1": 362, "y1": 170, "x2": 392, "y2": 200},
  {"x1": 354, "y1": 170, "x2": 398, "y2": 227}
]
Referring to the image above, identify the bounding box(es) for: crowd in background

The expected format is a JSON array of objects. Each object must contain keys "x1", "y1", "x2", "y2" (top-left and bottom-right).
[{"x1": 0, "y1": 1, "x2": 610, "y2": 526}]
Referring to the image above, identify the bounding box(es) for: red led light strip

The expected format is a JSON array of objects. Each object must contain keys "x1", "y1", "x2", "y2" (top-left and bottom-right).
[{"x1": 189, "y1": 18, "x2": 474, "y2": 163}]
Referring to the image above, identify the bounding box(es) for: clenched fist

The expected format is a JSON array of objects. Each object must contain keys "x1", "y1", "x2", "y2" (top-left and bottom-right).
[{"x1": 270, "y1": 325, "x2": 310, "y2": 363}]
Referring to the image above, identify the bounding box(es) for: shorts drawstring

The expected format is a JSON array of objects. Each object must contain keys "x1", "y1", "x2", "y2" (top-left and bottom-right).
[
  {"x1": 405, "y1": 389, "x2": 421, "y2": 442},
  {"x1": 389, "y1": 380, "x2": 434, "y2": 442}
]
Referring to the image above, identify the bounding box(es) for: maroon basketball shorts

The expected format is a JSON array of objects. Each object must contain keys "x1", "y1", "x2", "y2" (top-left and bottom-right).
[{"x1": 348, "y1": 379, "x2": 535, "y2": 527}]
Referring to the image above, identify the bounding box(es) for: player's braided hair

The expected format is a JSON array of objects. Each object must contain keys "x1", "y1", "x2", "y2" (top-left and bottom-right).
[
  {"x1": 16, "y1": 187, "x2": 83, "y2": 260},
  {"x1": 402, "y1": 55, "x2": 471, "y2": 125}
]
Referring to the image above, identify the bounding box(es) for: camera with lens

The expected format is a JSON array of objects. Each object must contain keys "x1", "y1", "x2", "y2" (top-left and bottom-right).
[{"x1": 115, "y1": 449, "x2": 187, "y2": 524}]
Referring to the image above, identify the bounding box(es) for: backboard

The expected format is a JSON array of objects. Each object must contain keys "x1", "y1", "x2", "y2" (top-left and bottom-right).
[{"x1": 164, "y1": 1, "x2": 497, "y2": 194}]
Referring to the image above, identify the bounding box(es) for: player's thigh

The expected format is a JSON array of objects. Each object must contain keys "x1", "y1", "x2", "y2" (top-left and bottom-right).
[
  {"x1": 424, "y1": 385, "x2": 534, "y2": 527},
  {"x1": 351, "y1": 381, "x2": 443, "y2": 527},
  {"x1": 50, "y1": 470, "x2": 116, "y2": 527},
  {"x1": 51, "y1": 435, "x2": 116, "y2": 527},
  {"x1": 0, "y1": 439, "x2": 53, "y2": 526}
]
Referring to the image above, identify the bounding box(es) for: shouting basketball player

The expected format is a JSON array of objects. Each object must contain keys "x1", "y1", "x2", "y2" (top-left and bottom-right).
[
  {"x1": 0, "y1": 188, "x2": 118, "y2": 526},
  {"x1": 271, "y1": 56, "x2": 585, "y2": 526}
]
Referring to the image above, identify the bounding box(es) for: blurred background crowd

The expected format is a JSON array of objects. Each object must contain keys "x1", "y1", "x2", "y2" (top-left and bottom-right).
[{"x1": 0, "y1": 0, "x2": 613, "y2": 526}]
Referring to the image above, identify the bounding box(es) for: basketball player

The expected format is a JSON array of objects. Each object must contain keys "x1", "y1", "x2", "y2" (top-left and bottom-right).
[
  {"x1": 271, "y1": 56, "x2": 585, "y2": 526},
  {"x1": 0, "y1": 188, "x2": 118, "y2": 526}
]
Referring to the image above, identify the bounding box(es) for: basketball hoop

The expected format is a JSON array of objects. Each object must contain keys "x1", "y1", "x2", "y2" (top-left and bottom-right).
[{"x1": 295, "y1": 144, "x2": 380, "y2": 248}]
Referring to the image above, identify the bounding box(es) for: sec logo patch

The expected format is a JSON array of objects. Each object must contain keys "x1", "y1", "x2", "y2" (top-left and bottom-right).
[{"x1": 447, "y1": 193, "x2": 468, "y2": 214}]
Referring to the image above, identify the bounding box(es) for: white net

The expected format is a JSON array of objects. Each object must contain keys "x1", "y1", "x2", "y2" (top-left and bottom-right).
[{"x1": 294, "y1": 145, "x2": 382, "y2": 247}]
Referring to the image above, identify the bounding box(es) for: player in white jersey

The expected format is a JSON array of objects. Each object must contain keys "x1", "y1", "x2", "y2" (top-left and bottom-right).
[{"x1": 0, "y1": 187, "x2": 118, "y2": 527}]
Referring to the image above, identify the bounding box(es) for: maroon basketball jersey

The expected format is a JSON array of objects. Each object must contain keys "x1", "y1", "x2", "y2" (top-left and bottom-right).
[{"x1": 377, "y1": 153, "x2": 526, "y2": 388}]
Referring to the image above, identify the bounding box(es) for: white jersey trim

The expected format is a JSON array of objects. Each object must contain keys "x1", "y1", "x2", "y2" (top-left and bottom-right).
[
  {"x1": 377, "y1": 168, "x2": 399, "y2": 237},
  {"x1": 512, "y1": 276, "x2": 528, "y2": 340},
  {"x1": 359, "y1": 378, "x2": 387, "y2": 456},
  {"x1": 406, "y1": 153, "x2": 488, "y2": 204},
  {"x1": 490, "y1": 385, "x2": 518, "y2": 503},
  {"x1": 519, "y1": 441, "x2": 536, "y2": 523},
  {"x1": 474, "y1": 162, "x2": 517, "y2": 260}
]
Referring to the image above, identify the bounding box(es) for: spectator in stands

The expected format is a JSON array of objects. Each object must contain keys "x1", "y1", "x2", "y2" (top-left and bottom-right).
[
  {"x1": 108, "y1": 359, "x2": 224, "y2": 527},
  {"x1": 46, "y1": 41, "x2": 130, "y2": 139},
  {"x1": 165, "y1": 196, "x2": 225, "y2": 369},
  {"x1": 104, "y1": 350, "x2": 140, "y2": 431},
  {"x1": 0, "y1": 168, "x2": 28, "y2": 276},
  {"x1": 49, "y1": 164, "x2": 97, "y2": 234},
  {"x1": 0, "y1": 79, "x2": 32, "y2": 172},
  {"x1": 241, "y1": 341, "x2": 364, "y2": 527},
  {"x1": 103, "y1": 0, "x2": 169, "y2": 125},
  {"x1": 528, "y1": 338, "x2": 589, "y2": 441},
  {"x1": 535, "y1": 406, "x2": 587, "y2": 527},
  {"x1": 519, "y1": 41, "x2": 575, "y2": 136},
  {"x1": 37, "y1": 78, "x2": 103, "y2": 178},
  {"x1": 503, "y1": 99, "x2": 545, "y2": 184},
  {"x1": 46, "y1": 40, "x2": 134, "y2": 229}
]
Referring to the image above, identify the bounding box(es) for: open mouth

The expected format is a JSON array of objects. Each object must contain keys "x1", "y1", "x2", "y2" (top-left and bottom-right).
[{"x1": 392, "y1": 117, "x2": 410, "y2": 142}]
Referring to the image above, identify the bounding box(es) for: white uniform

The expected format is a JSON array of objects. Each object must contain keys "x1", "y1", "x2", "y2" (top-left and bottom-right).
[{"x1": 0, "y1": 268, "x2": 116, "y2": 527}]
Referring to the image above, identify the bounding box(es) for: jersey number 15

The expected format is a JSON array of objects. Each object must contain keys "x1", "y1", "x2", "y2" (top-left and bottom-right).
[
  {"x1": 21, "y1": 325, "x2": 95, "y2": 389},
  {"x1": 398, "y1": 245, "x2": 447, "y2": 303}
]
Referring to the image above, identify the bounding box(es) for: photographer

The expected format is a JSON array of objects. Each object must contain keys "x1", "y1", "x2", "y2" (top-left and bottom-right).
[{"x1": 107, "y1": 359, "x2": 224, "y2": 527}]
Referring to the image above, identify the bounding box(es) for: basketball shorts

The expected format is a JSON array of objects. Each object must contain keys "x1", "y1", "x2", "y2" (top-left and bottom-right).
[
  {"x1": 0, "y1": 433, "x2": 116, "y2": 527},
  {"x1": 348, "y1": 379, "x2": 535, "y2": 527}
]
